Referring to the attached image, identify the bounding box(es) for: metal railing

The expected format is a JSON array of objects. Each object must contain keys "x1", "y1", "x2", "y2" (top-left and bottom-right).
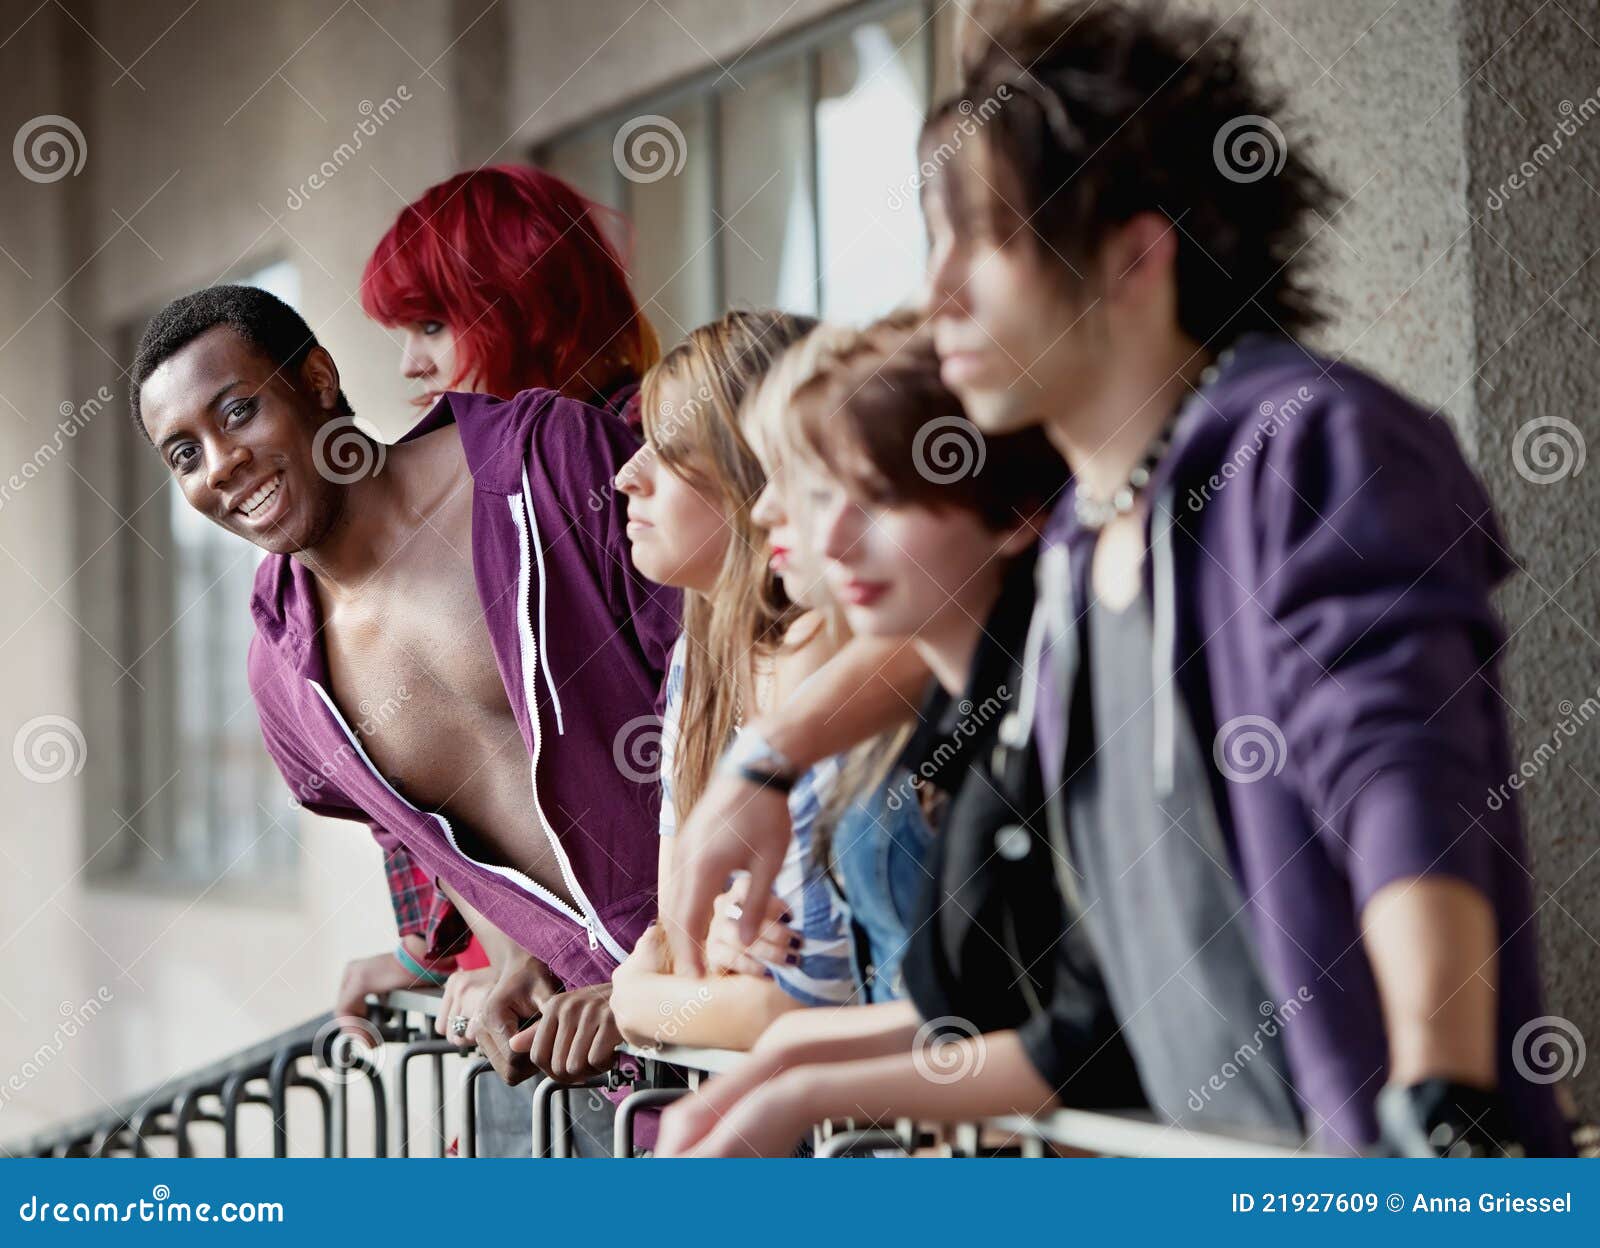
[{"x1": 0, "y1": 988, "x2": 1376, "y2": 1160}]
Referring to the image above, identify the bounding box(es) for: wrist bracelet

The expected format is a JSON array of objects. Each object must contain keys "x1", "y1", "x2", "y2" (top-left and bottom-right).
[
  {"x1": 394, "y1": 943, "x2": 451, "y2": 986},
  {"x1": 729, "y1": 762, "x2": 796, "y2": 795}
]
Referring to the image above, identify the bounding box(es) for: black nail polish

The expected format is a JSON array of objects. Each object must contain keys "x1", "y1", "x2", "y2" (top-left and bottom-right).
[
  {"x1": 788, "y1": 936, "x2": 802, "y2": 950},
  {"x1": 786, "y1": 953, "x2": 799, "y2": 965}
]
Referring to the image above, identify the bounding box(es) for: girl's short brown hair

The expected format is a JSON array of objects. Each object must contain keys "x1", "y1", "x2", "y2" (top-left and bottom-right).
[{"x1": 791, "y1": 309, "x2": 1066, "y2": 530}]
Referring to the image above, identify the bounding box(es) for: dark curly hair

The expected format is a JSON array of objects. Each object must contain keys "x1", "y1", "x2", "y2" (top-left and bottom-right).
[
  {"x1": 130, "y1": 284, "x2": 351, "y2": 440},
  {"x1": 922, "y1": 0, "x2": 1340, "y2": 347}
]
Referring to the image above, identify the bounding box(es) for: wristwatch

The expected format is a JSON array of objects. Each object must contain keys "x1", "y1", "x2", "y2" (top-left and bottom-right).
[
  {"x1": 719, "y1": 728, "x2": 798, "y2": 794},
  {"x1": 1373, "y1": 1079, "x2": 1525, "y2": 1157}
]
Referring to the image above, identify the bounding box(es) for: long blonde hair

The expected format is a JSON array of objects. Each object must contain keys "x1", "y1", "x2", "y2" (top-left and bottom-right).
[{"x1": 640, "y1": 309, "x2": 816, "y2": 819}]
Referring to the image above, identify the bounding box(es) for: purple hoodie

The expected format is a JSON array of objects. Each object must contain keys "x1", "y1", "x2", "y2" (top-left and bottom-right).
[
  {"x1": 247, "y1": 386, "x2": 680, "y2": 991},
  {"x1": 1031, "y1": 335, "x2": 1572, "y2": 1155}
]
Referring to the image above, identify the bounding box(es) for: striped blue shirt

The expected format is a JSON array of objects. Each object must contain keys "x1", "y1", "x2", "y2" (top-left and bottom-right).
[{"x1": 658, "y1": 636, "x2": 855, "y2": 1006}]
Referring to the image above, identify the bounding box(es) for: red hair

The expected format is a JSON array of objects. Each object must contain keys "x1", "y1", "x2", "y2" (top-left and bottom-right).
[{"x1": 360, "y1": 165, "x2": 659, "y2": 400}]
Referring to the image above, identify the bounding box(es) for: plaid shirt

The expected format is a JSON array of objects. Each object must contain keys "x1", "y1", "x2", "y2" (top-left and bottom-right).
[{"x1": 384, "y1": 843, "x2": 471, "y2": 959}]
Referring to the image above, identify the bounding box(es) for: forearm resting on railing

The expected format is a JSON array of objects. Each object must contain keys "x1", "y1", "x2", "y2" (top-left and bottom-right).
[
  {"x1": 784, "y1": 1032, "x2": 1058, "y2": 1126},
  {"x1": 611, "y1": 969, "x2": 802, "y2": 1051}
]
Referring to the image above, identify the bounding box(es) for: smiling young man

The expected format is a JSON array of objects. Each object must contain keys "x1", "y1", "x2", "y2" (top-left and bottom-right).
[{"x1": 131, "y1": 285, "x2": 679, "y2": 1112}]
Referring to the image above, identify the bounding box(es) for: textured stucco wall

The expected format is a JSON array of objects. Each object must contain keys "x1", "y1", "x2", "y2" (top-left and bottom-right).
[
  {"x1": 1461, "y1": 0, "x2": 1600, "y2": 1122},
  {"x1": 1181, "y1": 0, "x2": 1597, "y2": 1125}
]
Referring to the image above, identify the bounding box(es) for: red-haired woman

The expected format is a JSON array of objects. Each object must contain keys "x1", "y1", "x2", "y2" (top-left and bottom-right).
[
  {"x1": 360, "y1": 163, "x2": 658, "y2": 417},
  {"x1": 336, "y1": 165, "x2": 663, "y2": 1154}
]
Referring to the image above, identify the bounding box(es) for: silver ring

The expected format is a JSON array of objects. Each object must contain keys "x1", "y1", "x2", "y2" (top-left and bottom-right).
[
  {"x1": 725, "y1": 901, "x2": 743, "y2": 922},
  {"x1": 449, "y1": 1014, "x2": 469, "y2": 1038}
]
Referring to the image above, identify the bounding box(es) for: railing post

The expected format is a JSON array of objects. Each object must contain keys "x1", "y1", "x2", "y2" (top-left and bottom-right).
[
  {"x1": 267, "y1": 1042, "x2": 314, "y2": 1158},
  {"x1": 613, "y1": 1088, "x2": 687, "y2": 1158},
  {"x1": 460, "y1": 1059, "x2": 494, "y2": 1158},
  {"x1": 396, "y1": 1039, "x2": 458, "y2": 1157},
  {"x1": 174, "y1": 1083, "x2": 224, "y2": 1158}
]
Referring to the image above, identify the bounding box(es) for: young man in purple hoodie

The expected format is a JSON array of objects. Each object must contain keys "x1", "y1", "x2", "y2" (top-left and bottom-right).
[
  {"x1": 923, "y1": 3, "x2": 1572, "y2": 1156},
  {"x1": 131, "y1": 285, "x2": 679, "y2": 1093},
  {"x1": 664, "y1": 2, "x2": 1574, "y2": 1156}
]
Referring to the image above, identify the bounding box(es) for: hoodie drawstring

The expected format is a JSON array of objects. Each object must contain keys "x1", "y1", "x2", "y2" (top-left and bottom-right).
[{"x1": 1150, "y1": 488, "x2": 1178, "y2": 800}]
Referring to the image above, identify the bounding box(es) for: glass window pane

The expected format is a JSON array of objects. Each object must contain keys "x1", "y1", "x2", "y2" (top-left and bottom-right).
[
  {"x1": 719, "y1": 57, "x2": 817, "y2": 315},
  {"x1": 815, "y1": 6, "x2": 931, "y2": 323},
  {"x1": 541, "y1": 126, "x2": 624, "y2": 212},
  {"x1": 626, "y1": 97, "x2": 716, "y2": 347}
]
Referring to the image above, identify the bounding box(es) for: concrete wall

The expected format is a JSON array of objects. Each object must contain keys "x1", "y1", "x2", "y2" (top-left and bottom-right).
[
  {"x1": 0, "y1": 0, "x2": 1593, "y2": 1142},
  {"x1": 1460, "y1": 0, "x2": 1600, "y2": 1118}
]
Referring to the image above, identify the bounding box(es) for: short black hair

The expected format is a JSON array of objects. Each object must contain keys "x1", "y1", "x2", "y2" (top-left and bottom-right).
[
  {"x1": 924, "y1": 0, "x2": 1340, "y2": 346},
  {"x1": 129, "y1": 283, "x2": 350, "y2": 439}
]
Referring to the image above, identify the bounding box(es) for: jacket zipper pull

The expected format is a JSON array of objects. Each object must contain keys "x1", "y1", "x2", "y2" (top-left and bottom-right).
[{"x1": 585, "y1": 915, "x2": 599, "y2": 950}]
